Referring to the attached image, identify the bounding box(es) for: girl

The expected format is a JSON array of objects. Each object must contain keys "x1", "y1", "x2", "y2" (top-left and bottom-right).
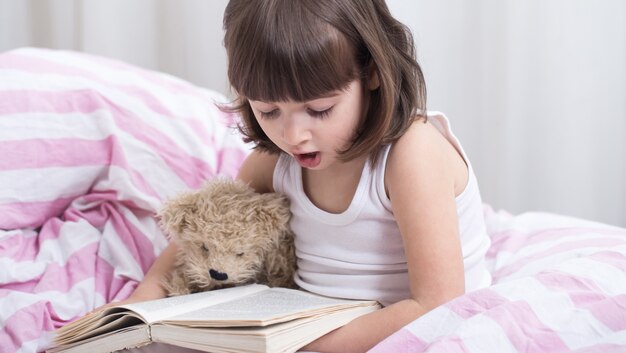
[{"x1": 124, "y1": 0, "x2": 492, "y2": 351}]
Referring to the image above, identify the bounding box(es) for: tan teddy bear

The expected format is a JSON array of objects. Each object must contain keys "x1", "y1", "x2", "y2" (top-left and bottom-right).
[{"x1": 157, "y1": 178, "x2": 297, "y2": 296}]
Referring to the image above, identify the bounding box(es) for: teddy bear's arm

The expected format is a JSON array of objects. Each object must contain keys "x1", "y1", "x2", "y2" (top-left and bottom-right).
[
  {"x1": 162, "y1": 268, "x2": 193, "y2": 296},
  {"x1": 264, "y1": 234, "x2": 298, "y2": 289}
]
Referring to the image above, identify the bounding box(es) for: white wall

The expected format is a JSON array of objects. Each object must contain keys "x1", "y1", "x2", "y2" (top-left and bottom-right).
[
  {"x1": 0, "y1": 0, "x2": 230, "y2": 93},
  {"x1": 387, "y1": 0, "x2": 626, "y2": 226},
  {"x1": 1, "y1": 0, "x2": 624, "y2": 226}
]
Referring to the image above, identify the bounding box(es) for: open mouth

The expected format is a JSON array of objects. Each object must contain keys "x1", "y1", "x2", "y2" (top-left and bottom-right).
[{"x1": 294, "y1": 152, "x2": 321, "y2": 168}]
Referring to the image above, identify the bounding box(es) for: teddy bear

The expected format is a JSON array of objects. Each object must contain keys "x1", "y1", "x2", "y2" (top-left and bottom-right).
[{"x1": 157, "y1": 177, "x2": 297, "y2": 296}]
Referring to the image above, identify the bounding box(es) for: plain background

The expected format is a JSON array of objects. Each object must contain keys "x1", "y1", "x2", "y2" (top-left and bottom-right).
[{"x1": 1, "y1": 0, "x2": 624, "y2": 227}]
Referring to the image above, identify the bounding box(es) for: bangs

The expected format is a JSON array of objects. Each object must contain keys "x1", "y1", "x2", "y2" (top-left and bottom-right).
[{"x1": 225, "y1": 1, "x2": 360, "y2": 102}]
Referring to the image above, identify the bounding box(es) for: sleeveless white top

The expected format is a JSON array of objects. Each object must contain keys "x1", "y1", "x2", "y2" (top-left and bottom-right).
[{"x1": 273, "y1": 112, "x2": 492, "y2": 306}]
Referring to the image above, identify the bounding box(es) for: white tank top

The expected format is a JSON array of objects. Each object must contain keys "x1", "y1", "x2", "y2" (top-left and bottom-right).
[{"x1": 273, "y1": 112, "x2": 492, "y2": 306}]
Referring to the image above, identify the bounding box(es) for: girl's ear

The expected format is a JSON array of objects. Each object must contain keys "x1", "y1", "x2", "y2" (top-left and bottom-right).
[{"x1": 367, "y1": 63, "x2": 380, "y2": 90}]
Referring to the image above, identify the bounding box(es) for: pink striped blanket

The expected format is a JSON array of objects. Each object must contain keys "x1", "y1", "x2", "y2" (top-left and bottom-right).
[
  {"x1": 2, "y1": 48, "x2": 625, "y2": 353},
  {"x1": 371, "y1": 208, "x2": 626, "y2": 353},
  {"x1": 0, "y1": 48, "x2": 250, "y2": 353}
]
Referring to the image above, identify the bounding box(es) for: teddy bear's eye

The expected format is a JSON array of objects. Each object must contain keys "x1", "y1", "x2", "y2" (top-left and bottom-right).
[
  {"x1": 236, "y1": 252, "x2": 244, "y2": 257},
  {"x1": 201, "y1": 244, "x2": 209, "y2": 252}
]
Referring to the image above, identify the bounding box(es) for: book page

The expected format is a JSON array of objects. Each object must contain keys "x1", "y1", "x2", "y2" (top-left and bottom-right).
[
  {"x1": 163, "y1": 288, "x2": 378, "y2": 327},
  {"x1": 54, "y1": 312, "x2": 143, "y2": 346},
  {"x1": 48, "y1": 324, "x2": 150, "y2": 353},
  {"x1": 52, "y1": 285, "x2": 269, "y2": 349},
  {"x1": 121, "y1": 284, "x2": 268, "y2": 323}
]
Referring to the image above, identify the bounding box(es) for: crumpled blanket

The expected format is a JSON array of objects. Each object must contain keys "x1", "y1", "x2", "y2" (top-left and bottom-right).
[
  {"x1": 370, "y1": 208, "x2": 626, "y2": 353},
  {"x1": 0, "y1": 48, "x2": 250, "y2": 353}
]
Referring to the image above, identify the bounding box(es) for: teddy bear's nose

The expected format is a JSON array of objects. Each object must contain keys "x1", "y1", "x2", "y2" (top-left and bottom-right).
[{"x1": 209, "y1": 269, "x2": 228, "y2": 281}]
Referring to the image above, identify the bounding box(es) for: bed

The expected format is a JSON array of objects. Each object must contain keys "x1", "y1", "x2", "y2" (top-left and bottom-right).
[
  {"x1": 371, "y1": 207, "x2": 626, "y2": 353},
  {"x1": 1, "y1": 48, "x2": 625, "y2": 353}
]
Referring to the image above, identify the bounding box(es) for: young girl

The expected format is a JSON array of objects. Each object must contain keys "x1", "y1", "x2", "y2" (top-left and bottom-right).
[{"x1": 122, "y1": 0, "x2": 492, "y2": 351}]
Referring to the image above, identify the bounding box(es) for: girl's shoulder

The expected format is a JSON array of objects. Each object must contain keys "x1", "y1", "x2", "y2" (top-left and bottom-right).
[
  {"x1": 386, "y1": 117, "x2": 468, "y2": 197},
  {"x1": 236, "y1": 150, "x2": 280, "y2": 193},
  {"x1": 388, "y1": 117, "x2": 450, "y2": 163}
]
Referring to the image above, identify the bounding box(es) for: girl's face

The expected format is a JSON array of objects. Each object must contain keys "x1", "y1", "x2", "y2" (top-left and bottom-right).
[{"x1": 249, "y1": 80, "x2": 366, "y2": 170}]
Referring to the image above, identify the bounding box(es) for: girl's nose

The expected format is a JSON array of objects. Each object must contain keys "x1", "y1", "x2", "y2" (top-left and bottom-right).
[{"x1": 282, "y1": 117, "x2": 311, "y2": 146}]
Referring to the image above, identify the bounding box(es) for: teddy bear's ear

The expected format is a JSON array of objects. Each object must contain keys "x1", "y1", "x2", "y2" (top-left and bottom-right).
[{"x1": 157, "y1": 192, "x2": 198, "y2": 239}]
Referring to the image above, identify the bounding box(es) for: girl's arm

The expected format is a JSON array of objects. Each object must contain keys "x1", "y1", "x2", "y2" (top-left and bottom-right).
[
  {"x1": 301, "y1": 120, "x2": 467, "y2": 352},
  {"x1": 96, "y1": 241, "x2": 179, "y2": 309},
  {"x1": 128, "y1": 241, "x2": 179, "y2": 301},
  {"x1": 237, "y1": 150, "x2": 279, "y2": 193}
]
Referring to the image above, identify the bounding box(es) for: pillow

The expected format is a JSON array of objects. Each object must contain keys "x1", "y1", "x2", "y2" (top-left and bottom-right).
[{"x1": 0, "y1": 47, "x2": 250, "y2": 229}]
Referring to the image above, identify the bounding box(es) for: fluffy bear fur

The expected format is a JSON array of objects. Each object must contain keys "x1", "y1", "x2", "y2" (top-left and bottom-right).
[{"x1": 158, "y1": 178, "x2": 297, "y2": 296}]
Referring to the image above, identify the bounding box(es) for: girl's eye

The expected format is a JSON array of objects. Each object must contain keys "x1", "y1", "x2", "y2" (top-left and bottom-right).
[
  {"x1": 259, "y1": 109, "x2": 279, "y2": 119},
  {"x1": 236, "y1": 252, "x2": 245, "y2": 257},
  {"x1": 307, "y1": 107, "x2": 333, "y2": 119}
]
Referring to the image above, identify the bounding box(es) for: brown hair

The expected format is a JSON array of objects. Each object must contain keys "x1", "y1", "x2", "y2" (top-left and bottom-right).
[{"x1": 222, "y1": 0, "x2": 427, "y2": 161}]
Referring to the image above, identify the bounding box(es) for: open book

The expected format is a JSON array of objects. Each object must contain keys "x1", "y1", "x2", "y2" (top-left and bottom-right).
[{"x1": 48, "y1": 284, "x2": 380, "y2": 353}]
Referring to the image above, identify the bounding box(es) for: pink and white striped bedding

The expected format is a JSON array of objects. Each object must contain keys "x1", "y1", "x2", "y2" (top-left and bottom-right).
[
  {"x1": 371, "y1": 208, "x2": 626, "y2": 353},
  {"x1": 1, "y1": 48, "x2": 625, "y2": 353},
  {"x1": 0, "y1": 48, "x2": 250, "y2": 353}
]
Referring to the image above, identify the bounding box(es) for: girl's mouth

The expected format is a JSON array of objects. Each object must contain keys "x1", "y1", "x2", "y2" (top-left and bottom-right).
[{"x1": 294, "y1": 152, "x2": 321, "y2": 168}]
